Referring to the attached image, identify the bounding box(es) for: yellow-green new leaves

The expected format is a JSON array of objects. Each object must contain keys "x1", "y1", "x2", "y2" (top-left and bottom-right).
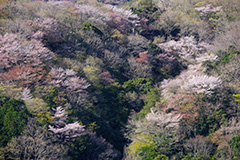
[
  {"x1": 24, "y1": 98, "x2": 48, "y2": 114},
  {"x1": 0, "y1": 82, "x2": 22, "y2": 99},
  {"x1": 233, "y1": 94, "x2": 240, "y2": 108}
]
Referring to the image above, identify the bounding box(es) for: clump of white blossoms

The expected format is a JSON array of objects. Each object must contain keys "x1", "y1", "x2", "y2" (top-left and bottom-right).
[
  {"x1": 49, "y1": 106, "x2": 87, "y2": 141},
  {"x1": 109, "y1": 6, "x2": 140, "y2": 26},
  {"x1": 146, "y1": 108, "x2": 182, "y2": 128},
  {"x1": 181, "y1": 74, "x2": 222, "y2": 94},
  {"x1": 20, "y1": 87, "x2": 32, "y2": 101},
  {"x1": 195, "y1": 4, "x2": 222, "y2": 16},
  {"x1": 158, "y1": 36, "x2": 207, "y2": 61},
  {"x1": 160, "y1": 69, "x2": 222, "y2": 99}
]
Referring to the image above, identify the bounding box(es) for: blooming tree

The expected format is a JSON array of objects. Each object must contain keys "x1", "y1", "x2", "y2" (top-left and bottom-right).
[
  {"x1": 0, "y1": 33, "x2": 55, "y2": 69},
  {"x1": 160, "y1": 69, "x2": 222, "y2": 99},
  {"x1": 106, "y1": 6, "x2": 140, "y2": 33},
  {"x1": 29, "y1": 18, "x2": 64, "y2": 43},
  {"x1": 49, "y1": 106, "x2": 87, "y2": 142},
  {"x1": 146, "y1": 108, "x2": 182, "y2": 128},
  {"x1": 20, "y1": 87, "x2": 32, "y2": 101},
  {"x1": 181, "y1": 74, "x2": 222, "y2": 94},
  {"x1": 157, "y1": 36, "x2": 207, "y2": 61},
  {"x1": 49, "y1": 67, "x2": 90, "y2": 93},
  {"x1": 195, "y1": 4, "x2": 222, "y2": 16},
  {"x1": 73, "y1": 5, "x2": 110, "y2": 23}
]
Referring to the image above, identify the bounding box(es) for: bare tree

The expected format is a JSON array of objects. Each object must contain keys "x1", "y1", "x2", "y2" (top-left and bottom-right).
[
  {"x1": 0, "y1": 118, "x2": 69, "y2": 160},
  {"x1": 184, "y1": 136, "x2": 214, "y2": 159},
  {"x1": 127, "y1": 56, "x2": 152, "y2": 79}
]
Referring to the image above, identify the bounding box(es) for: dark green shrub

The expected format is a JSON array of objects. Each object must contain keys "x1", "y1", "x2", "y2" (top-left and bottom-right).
[{"x1": 0, "y1": 99, "x2": 29, "y2": 147}]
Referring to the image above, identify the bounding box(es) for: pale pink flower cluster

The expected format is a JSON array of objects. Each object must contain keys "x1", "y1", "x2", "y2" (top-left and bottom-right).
[
  {"x1": 49, "y1": 106, "x2": 86, "y2": 141},
  {"x1": 50, "y1": 67, "x2": 90, "y2": 93},
  {"x1": 73, "y1": 5, "x2": 110, "y2": 22},
  {"x1": 146, "y1": 108, "x2": 182, "y2": 128},
  {"x1": 0, "y1": 33, "x2": 55, "y2": 69},
  {"x1": 110, "y1": 6, "x2": 140, "y2": 27},
  {"x1": 195, "y1": 4, "x2": 222, "y2": 16},
  {"x1": 158, "y1": 36, "x2": 207, "y2": 61},
  {"x1": 29, "y1": 18, "x2": 63, "y2": 43},
  {"x1": 160, "y1": 69, "x2": 221, "y2": 99}
]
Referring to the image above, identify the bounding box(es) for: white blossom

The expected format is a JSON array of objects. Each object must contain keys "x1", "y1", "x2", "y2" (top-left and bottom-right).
[
  {"x1": 181, "y1": 74, "x2": 222, "y2": 94},
  {"x1": 62, "y1": 77, "x2": 91, "y2": 93},
  {"x1": 49, "y1": 122, "x2": 85, "y2": 136},
  {"x1": 65, "y1": 69, "x2": 76, "y2": 76},
  {"x1": 50, "y1": 67, "x2": 65, "y2": 79},
  {"x1": 49, "y1": 106, "x2": 87, "y2": 141},
  {"x1": 158, "y1": 36, "x2": 207, "y2": 61},
  {"x1": 20, "y1": 87, "x2": 32, "y2": 101},
  {"x1": 110, "y1": 6, "x2": 140, "y2": 21},
  {"x1": 160, "y1": 69, "x2": 222, "y2": 98},
  {"x1": 106, "y1": 5, "x2": 140, "y2": 28},
  {"x1": 195, "y1": 52, "x2": 218, "y2": 63},
  {"x1": 195, "y1": 4, "x2": 222, "y2": 16},
  {"x1": 73, "y1": 5, "x2": 110, "y2": 22},
  {"x1": 53, "y1": 106, "x2": 67, "y2": 121},
  {"x1": 146, "y1": 108, "x2": 182, "y2": 128}
]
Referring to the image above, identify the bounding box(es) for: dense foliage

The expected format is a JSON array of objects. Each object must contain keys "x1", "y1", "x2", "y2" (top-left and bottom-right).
[
  {"x1": 0, "y1": 0, "x2": 240, "y2": 159},
  {"x1": 0, "y1": 98, "x2": 29, "y2": 147}
]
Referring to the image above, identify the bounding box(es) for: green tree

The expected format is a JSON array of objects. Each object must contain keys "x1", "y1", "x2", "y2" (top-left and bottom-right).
[
  {"x1": 230, "y1": 135, "x2": 240, "y2": 159},
  {"x1": 0, "y1": 99, "x2": 29, "y2": 147},
  {"x1": 69, "y1": 135, "x2": 92, "y2": 160}
]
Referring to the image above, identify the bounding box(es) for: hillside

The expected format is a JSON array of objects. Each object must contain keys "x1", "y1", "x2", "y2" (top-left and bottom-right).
[{"x1": 0, "y1": 0, "x2": 240, "y2": 159}]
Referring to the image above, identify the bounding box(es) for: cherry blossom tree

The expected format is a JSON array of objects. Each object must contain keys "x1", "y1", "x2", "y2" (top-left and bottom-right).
[
  {"x1": 49, "y1": 106, "x2": 87, "y2": 142},
  {"x1": 20, "y1": 87, "x2": 32, "y2": 101},
  {"x1": 49, "y1": 67, "x2": 90, "y2": 93},
  {"x1": 195, "y1": 4, "x2": 222, "y2": 17},
  {"x1": 160, "y1": 69, "x2": 222, "y2": 99},
  {"x1": 157, "y1": 36, "x2": 207, "y2": 62},
  {"x1": 146, "y1": 108, "x2": 182, "y2": 128},
  {"x1": 0, "y1": 33, "x2": 55, "y2": 69},
  {"x1": 29, "y1": 18, "x2": 64, "y2": 43},
  {"x1": 106, "y1": 6, "x2": 140, "y2": 33}
]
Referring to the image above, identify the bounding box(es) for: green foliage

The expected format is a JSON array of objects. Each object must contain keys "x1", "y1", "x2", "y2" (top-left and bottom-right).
[
  {"x1": 33, "y1": 85, "x2": 54, "y2": 99},
  {"x1": 25, "y1": 98, "x2": 48, "y2": 114},
  {"x1": 84, "y1": 56, "x2": 104, "y2": 85},
  {"x1": 0, "y1": 99, "x2": 29, "y2": 147},
  {"x1": 85, "y1": 83, "x2": 129, "y2": 150},
  {"x1": 0, "y1": 83, "x2": 22, "y2": 99},
  {"x1": 44, "y1": 87, "x2": 58, "y2": 108},
  {"x1": 215, "y1": 46, "x2": 239, "y2": 64},
  {"x1": 34, "y1": 111, "x2": 54, "y2": 126},
  {"x1": 68, "y1": 135, "x2": 92, "y2": 159},
  {"x1": 195, "y1": 107, "x2": 228, "y2": 136},
  {"x1": 138, "y1": 145, "x2": 158, "y2": 160},
  {"x1": 233, "y1": 94, "x2": 240, "y2": 108},
  {"x1": 204, "y1": 46, "x2": 240, "y2": 73},
  {"x1": 181, "y1": 154, "x2": 205, "y2": 160},
  {"x1": 154, "y1": 154, "x2": 169, "y2": 160},
  {"x1": 148, "y1": 42, "x2": 162, "y2": 56},
  {"x1": 136, "y1": 88, "x2": 161, "y2": 119},
  {"x1": 83, "y1": 65, "x2": 101, "y2": 85},
  {"x1": 230, "y1": 135, "x2": 240, "y2": 159},
  {"x1": 0, "y1": 94, "x2": 7, "y2": 107},
  {"x1": 82, "y1": 22, "x2": 103, "y2": 37},
  {"x1": 131, "y1": 0, "x2": 159, "y2": 23},
  {"x1": 122, "y1": 78, "x2": 154, "y2": 93}
]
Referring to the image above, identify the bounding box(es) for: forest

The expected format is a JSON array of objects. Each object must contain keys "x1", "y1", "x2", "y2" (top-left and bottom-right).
[{"x1": 0, "y1": 0, "x2": 240, "y2": 159}]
